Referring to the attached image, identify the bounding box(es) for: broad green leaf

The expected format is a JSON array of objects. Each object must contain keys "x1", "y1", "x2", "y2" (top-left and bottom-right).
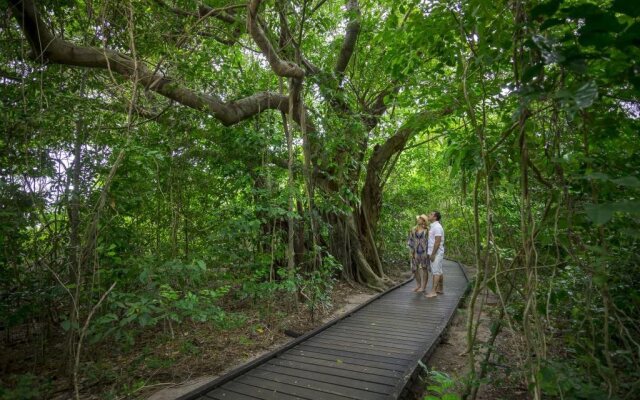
[
  {"x1": 61, "y1": 320, "x2": 71, "y2": 331},
  {"x1": 611, "y1": 176, "x2": 640, "y2": 187},
  {"x1": 574, "y1": 81, "x2": 598, "y2": 109},
  {"x1": 612, "y1": 0, "x2": 640, "y2": 17},
  {"x1": 612, "y1": 200, "x2": 640, "y2": 213},
  {"x1": 585, "y1": 172, "x2": 609, "y2": 181},
  {"x1": 531, "y1": 0, "x2": 561, "y2": 18},
  {"x1": 585, "y1": 204, "x2": 613, "y2": 225}
]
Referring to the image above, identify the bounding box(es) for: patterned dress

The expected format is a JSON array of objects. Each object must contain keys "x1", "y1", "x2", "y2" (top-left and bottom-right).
[{"x1": 407, "y1": 228, "x2": 429, "y2": 271}]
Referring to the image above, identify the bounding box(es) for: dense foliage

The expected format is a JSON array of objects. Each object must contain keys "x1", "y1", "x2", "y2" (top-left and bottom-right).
[{"x1": 1, "y1": 0, "x2": 639, "y2": 399}]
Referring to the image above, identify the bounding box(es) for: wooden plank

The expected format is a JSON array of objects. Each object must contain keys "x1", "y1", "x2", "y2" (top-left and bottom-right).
[
  {"x1": 267, "y1": 358, "x2": 399, "y2": 386},
  {"x1": 317, "y1": 329, "x2": 423, "y2": 347},
  {"x1": 355, "y1": 303, "x2": 440, "y2": 311},
  {"x1": 258, "y1": 363, "x2": 394, "y2": 393},
  {"x1": 337, "y1": 318, "x2": 432, "y2": 332},
  {"x1": 310, "y1": 337, "x2": 418, "y2": 356},
  {"x1": 212, "y1": 381, "x2": 302, "y2": 400},
  {"x1": 245, "y1": 369, "x2": 390, "y2": 400},
  {"x1": 286, "y1": 348, "x2": 407, "y2": 372},
  {"x1": 349, "y1": 313, "x2": 442, "y2": 325},
  {"x1": 342, "y1": 317, "x2": 432, "y2": 332},
  {"x1": 328, "y1": 324, "x2": 429, "y2": 342},
  {"x1": 309, "y1": 337, "x2": 417, "y2": 357},
  {"x1": 235, "y1": 375, "x2": 354, "y2": 400},
  {"x1": 297, "y1": 343, "x2": 412, "y2": 366},
  {"x1": 361, "y1": 303, "x2": 452, "y2": 312},
  {"x1": 203, "y1": 387, "x2": 261, "y2": 400},
  {"x1": 353, "y1": 312, "x2": 447, "y2": 323},
  {"x1": 331, "y1": 323, "x2": 429, "y2": 339},
  {"x1": 317, "y1": 331, "x2": 422, "y2": 350},
  {"x1": 278, "y1": 353, "x2": 404, "y2": 378}
]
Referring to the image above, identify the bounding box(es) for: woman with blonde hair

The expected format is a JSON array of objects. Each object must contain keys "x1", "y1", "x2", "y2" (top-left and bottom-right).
[{"x1": 407, "y1": 214, "x2": 430, "y2": 292}]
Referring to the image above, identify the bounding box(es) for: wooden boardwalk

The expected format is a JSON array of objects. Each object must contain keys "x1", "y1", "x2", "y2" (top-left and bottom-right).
[{"x1": 178, "y1": 260, "x2": 468, "y2": 400}]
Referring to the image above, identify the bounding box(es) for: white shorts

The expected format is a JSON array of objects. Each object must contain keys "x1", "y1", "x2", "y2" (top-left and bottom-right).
[{"x1": 431, "y1": 254, "x2": 444, "y2": 275}]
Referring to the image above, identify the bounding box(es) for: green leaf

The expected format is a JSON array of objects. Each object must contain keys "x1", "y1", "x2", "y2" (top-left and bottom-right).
[
  {"x1": 574, "y1": 81, "x2": 598, "y2": 109},
  {"x1": 611, "y1": 200, "x2": 640, "y2": 213},
  {"x1": 531, "y1": 0, "x2": 561, "y2": 19},
  {"x1": 612, "y1": 0, "x2": 640, "y2": 17},
  {"x1": 562, "y1": 4, "x2": 601, "y2": 19},
  {"x1": 578, "y1": 32, "x2": 614, "y2": 48},
  {"x1": 427, "y1": 385, "x2": 444, "y2": 394},
  {"x1": 585, "y1": 200, "x2": 640, "y2": 224},
  {"x1": 611, "y1": 176, "x2": 640, "y2": 187},
  {"x1": 61, "y1": 320, "x2": 71, "y2": 331},
  {"x1": 522, "y1": 63, "x2": 543, "y2": 82},
  {"x1": 540, "y1": 18, "x2": 564, "y2": 31},
  {"x1": 585, "y1": 172, "x2": 609, "y2": 181},
  {"x1": 585, "y1": 204, "x2": 613, "y2": 225}
]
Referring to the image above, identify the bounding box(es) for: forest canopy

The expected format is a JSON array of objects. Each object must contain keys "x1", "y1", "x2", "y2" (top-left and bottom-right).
[{"x1": 1, "y1": 0, "x2": 639, "y2": 399}]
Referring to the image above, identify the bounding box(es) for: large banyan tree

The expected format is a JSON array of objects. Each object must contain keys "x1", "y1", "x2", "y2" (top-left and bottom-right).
[{"x1": 7, "y1": 0, "x2": 455, "y2": 289}]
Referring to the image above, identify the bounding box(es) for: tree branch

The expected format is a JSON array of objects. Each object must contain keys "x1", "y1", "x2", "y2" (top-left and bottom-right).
[
  {"x1": 362, "y1": 84, "x2": 400, "y2": 131},
  {"x1": 334, "y1": 0, "x2": 361, "y2": 81},
  {"x1": 199, "y1": 4, "x2": 246, "y2": 24},
  {"x1": 247, "y1": 0, "x2": 304, "y2": 79},
  {"x1": 9, "y1": 0, "x2": 290, "y2": 126}
]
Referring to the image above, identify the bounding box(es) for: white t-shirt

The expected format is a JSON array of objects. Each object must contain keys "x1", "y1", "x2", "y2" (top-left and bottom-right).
[{"x1": 428, "y1": 221, "x2": 445, "y2": 256}]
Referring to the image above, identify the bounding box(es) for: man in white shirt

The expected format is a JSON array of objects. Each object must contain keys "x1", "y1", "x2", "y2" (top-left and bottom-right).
[{"x1": 425, "y1": 211, "x2": 445, "y2": 298}]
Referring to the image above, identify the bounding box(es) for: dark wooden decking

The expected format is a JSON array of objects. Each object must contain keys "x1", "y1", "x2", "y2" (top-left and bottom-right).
[{"x1": 178, "y1": 260, "x2": 468, "y2": 400}]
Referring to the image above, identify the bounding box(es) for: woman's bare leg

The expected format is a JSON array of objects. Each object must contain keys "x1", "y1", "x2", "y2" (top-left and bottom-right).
[
  {"x1": 412, "y1": 269, "x2": 421, "y2": 291},
  {"x1": 419, "y1": 268, "x2": 429, "y2": 291}
]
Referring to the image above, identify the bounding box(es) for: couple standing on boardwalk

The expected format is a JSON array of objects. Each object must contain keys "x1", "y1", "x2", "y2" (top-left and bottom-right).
[{"x1": 407, "y1": 211, "x2": 445, "y2": 298}]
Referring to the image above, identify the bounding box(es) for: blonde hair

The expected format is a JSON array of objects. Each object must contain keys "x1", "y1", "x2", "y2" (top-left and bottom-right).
[{"x1": 414, "y1": 215, "x2": 427, "y2": 230}]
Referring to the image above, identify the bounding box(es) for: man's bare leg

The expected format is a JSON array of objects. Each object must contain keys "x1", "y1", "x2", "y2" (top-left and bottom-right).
[
  {"x1": 425, "y1": 275, "x2": 441, "y2": 298},
  {"x1": 436, "y1": 274, "x2": 444, "y2": 294}
]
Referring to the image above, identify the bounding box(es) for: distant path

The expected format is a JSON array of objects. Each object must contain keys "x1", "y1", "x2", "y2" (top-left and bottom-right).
[{"x1": 178, "y1": 260, "x2": 468, "y2": 400}]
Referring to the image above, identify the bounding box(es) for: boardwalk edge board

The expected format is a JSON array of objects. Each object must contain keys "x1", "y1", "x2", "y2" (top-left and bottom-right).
[{"x1": 175, "y1": 277, "x2": 413, "y2": 400}]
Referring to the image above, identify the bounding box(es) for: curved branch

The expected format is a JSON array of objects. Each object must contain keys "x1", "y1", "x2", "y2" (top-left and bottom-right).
[
  {"x1": 362, "y1": 84, "x2": 400, "y2": 131},
  {"x1": 152, "y1": 0, "x2": 244, "y2": 24},
  {"x1": 360, "y1": 106, "x2": 454, "y2": 230},
  {"x1": 9, "y1": 0, "x2": 290, "y2": 126},
  {"x1": 247, "y1": 0, "x2": 304, "y2": 79},
  {"x1": 334, "y1": 0, "x2": 361, "y2": 81},
  {"x1": 199, "y1": 4, "x2": 245, "y2": 24}
]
